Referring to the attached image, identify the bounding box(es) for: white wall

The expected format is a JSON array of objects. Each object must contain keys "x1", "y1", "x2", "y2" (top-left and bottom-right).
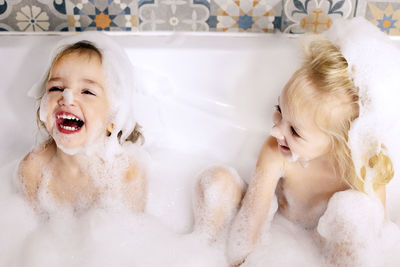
[{"x1": 0, "y1": 34, "x2": 300, "y2": 179}]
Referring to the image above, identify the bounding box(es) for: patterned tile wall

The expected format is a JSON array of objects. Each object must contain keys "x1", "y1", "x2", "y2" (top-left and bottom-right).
[{"x1": 0, "y1": 0, "x2": 399, "y2": 34}]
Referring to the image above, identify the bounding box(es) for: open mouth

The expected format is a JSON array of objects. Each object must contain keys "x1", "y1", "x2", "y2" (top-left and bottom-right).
[
  {"x1": 55, "y1": 111, "x2": 84, "y2": 134},
  {"x1": 279, "y1": 144, "x2": 290, "y2": 152}
]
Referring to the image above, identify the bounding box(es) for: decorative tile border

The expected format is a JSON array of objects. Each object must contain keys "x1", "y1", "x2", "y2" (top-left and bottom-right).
[
  {"x1": 138, "y1": 0, "x2": 209, "y2": 31},
  {"x1": 0, "y1": 0, "x2": 67, "y2": 31},
  {"x1": 365, "y1": 1, "x2": 400, "y2": 35},
  {"x1": 67, "y1": 0, "x2": 138, "y2": 31},
  {"x1": 281, "y1": 0, "x2": 357, "y2": 33},
  {"x1": 0, "y1": 0, "x2": 399, "y2": 35},
  {"x1": 212, "y1": 0, "x2": 276, "y2": 32}
]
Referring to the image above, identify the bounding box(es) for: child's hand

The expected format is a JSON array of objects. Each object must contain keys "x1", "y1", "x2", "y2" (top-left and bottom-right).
[
  {"x1": 227, "y1": 229, "x2": 254, "y2": 266},
  {"x1": 230, "y1": 258, "x2": 246, "y2": 267}
]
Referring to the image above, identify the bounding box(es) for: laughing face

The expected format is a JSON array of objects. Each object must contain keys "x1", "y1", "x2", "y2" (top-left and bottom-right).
[
  {"x1": 41, "y1": 51, "x2": 109, "y2": 152},
  {"x1": 270, "y1": 85, "x2": 331, "y2": 164}
]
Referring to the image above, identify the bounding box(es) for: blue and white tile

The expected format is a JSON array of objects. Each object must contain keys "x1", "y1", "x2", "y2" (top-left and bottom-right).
[
  {"x1": 281, "y1": 0, "x2": 357, "y2": 34},
  {"x1": 212, "y1": 0, "x2": 277, "y2": 32},
  {"x1": 0, "y1": 0, "x2": 67, "y2": 31},
  {"x1": 139, "y1": 0, "x2": 210, "y2": 31},
  {"x1": 65, "y1": 0, "x2": 138, "y2": 31},
  {"x1": 365, "y1": 1, "x2": 400, "y2": 35}
]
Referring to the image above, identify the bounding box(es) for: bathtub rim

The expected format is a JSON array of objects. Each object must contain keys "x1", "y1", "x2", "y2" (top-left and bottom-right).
[{"x1": 0, "y1": 31, "x2": 399, "y2": 40}]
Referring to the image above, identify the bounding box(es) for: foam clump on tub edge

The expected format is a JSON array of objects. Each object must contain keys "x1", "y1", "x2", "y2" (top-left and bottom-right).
[{"x1": 317, "y1": 190, "x2": 400, "y2": 267}]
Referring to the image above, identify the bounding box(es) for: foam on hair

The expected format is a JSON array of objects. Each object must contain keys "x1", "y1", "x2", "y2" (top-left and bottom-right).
[
  {"x1": 285, "y1": 33, "x2": 394, "y2": 194},
  {"x1": 324, "y1": 18, "x2": 399, "y2": 196},
  {"x1": 32, "y1": 35, "x2": 144, "y2": 157}
]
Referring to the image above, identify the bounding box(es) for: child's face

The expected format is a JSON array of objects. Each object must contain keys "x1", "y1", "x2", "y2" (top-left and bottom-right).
[
  {"x1": 42, "y1": 52, "x2": 109, "y2": 151},
  {"x1": 271, "y1": 86, "x2": 331, "y2": 163}
]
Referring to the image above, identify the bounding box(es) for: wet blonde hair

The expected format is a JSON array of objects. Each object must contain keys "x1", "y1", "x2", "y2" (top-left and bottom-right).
[
  {"x1": 286, "y1": 37, "x2": 393, "y2": 193},
  {"x1": 36, "y1": 41, "x2": 144, "y2": 145}
]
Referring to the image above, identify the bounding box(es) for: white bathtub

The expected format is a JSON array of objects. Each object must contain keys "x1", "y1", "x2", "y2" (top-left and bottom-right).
[{"x1": 1, "y1": 33, "x2": 400, "y2": 267}]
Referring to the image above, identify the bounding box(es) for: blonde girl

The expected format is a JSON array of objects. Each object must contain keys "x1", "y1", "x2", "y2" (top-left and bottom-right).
[
  {"x1": 18, "y1": 34, "x2": 147, "y2": 213},
  {"x1": 193, "y1": 26, "x2": 395, "y2": 265}
]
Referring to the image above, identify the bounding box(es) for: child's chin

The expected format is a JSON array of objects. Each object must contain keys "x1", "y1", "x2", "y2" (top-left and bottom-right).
[
  {"x1": 55, "y1": 142, "x2": 83, "y2": 155},
  {"x1": 52, "y1": 134, "x2": 84, "y2": 154},
  {"x1": 278, "y1": 144, "x2": 291, "y2": 155},
  {"x1": 281, "y1": 149, "x2": 300, "y2": 163}
]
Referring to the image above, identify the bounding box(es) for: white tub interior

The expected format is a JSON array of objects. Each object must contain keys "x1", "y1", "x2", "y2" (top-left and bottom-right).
[{"x1": 1, "y1": 33, "x2": 400, "y2": 267}]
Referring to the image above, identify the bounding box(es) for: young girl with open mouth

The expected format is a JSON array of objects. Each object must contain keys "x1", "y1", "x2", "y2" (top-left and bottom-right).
[{"x1": 18, "y1": 34, "x2": 147, "y2": 213}]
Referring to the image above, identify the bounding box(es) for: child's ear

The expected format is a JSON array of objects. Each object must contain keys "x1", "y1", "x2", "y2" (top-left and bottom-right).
[{"x1": 106, "y1": 123, "x2": 114, "y2": 136}]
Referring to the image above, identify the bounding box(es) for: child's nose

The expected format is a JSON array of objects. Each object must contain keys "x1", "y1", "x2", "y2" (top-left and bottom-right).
[
  {"x1": 270, "y1": 125, "x2": 284, "y2": 141},
  {"x1": 59, "y1": 88, "x2": 74, "y2": 106}
]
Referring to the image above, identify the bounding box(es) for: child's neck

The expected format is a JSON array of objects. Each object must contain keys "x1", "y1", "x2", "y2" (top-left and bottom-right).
[
  {"x1": 54, "y1": 146, "x2": 85, "y2": 169},
  {"x1": 292, "y1": 152, "x2": 332, "y2": 170}
]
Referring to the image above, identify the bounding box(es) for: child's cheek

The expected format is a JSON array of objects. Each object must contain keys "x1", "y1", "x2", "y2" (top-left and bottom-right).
[
  {"x1": 287, "y1": 140, "x2": 300, "y2": 157},
  {"x1": 40, "y1": 94, "x2": 56, "y2": 135},
  {"x1": 39, "y1": 94, "x2": 50, "y2": 123},
  {"x1": 272, "y1": 111, "x2": 281, "y2": 125}
]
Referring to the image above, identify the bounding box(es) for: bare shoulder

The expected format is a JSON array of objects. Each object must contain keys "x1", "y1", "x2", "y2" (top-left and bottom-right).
[
  {"x1": 123, "y1": 159, "x2": 147, "y2": 212},
  {"x1": 18, "y1": 141, "x2": 55, "y2": 201},
  {"x1": 124, "y1": 160, "x2": 146, "y2": 184}
]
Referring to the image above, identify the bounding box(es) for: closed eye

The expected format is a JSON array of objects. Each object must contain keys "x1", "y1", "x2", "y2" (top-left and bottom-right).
[
  {"x1": 291, "y1": 126, "x2": 300, "y2": 137},
  {"x1": 82, "y1": 89, "x2": 96, "y2": 96},
  {"x1": 275, "y1": 105, "x2": 281, "y2": 113},
  {"x1": 49, "y1": 87, "x2": 63, "y2": 92}
]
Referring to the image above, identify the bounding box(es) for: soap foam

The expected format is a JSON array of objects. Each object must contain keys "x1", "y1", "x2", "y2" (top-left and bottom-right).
[
  {"x1": 3, "y1": 21, "x2": 400, "y2": 267},
  {"x1": 62, "y1": 88, "x2": 73, "y2": 105}
]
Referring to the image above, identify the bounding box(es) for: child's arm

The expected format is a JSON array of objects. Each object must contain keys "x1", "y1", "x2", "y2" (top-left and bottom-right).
[
  {"x1": 227, "y1": 137, "x2": 283, "y2": 266},
  {"x1": 123, "y1": 162, "x2": 147, "y2": 212}
]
